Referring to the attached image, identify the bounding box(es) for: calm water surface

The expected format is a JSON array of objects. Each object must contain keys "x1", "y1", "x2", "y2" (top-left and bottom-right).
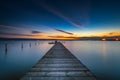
[
  {"x1": 0, "y1": 40, "x2": 54, "y2": 80},
  {"x1": 0, "y1": 40, "x2": 120, "y2": 80},
  {"x1": 64, "y1": 41, "x2": 120, "y2": 80}
]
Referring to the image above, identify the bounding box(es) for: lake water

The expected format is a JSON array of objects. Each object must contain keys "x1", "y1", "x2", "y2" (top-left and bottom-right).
[{"x1": 0, "y1": 40, "x2": 120, "y2": 80}]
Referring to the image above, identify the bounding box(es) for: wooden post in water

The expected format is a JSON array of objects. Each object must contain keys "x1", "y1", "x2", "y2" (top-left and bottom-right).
[
  {"x1": 35, "y1": 42, "x2": 37, "y2": 45},
  {"x1": 21, "y1": 43, "x2": 23, "y2": 50},
  {"x1": 29, "y1": 43, "x2": 31, "y2": 47},
  {"x1": 38, "y1": 42, "x2": 40, "y2": 45},
  {"x1": 5, "y1": 43, "x2": 8, "y2": 54}
]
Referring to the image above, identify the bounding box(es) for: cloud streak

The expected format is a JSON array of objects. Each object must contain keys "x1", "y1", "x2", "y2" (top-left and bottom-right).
[
  {"x1": 107, "y1": 32, "x2": 120, "y2": 36},
  {"x1": 0, "y1": 25, "x2": 43, "y2": 34},
  {"x1": 55, "y1": 29, "x2": 74, "y2": 35},
  {"x1": 35, "y1": 2, "x2": 83, "y2": 29},
  {"x1": 31, "y1": 31, "x2": 42, "y2": 34},
  {"x1": 0, "y1": 25, "x2": 44, "y2": 38},
  {"x1": 0, "y1": 25, "x2": 29, "y2": 31},
  {"x1": 0, "y1": 32, "x2": 42, "y2": 36}
]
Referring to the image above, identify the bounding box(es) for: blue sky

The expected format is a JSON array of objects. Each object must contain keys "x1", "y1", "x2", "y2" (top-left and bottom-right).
[{"x1": 0, "y1": 0, "x2": 120, "y2": 39}]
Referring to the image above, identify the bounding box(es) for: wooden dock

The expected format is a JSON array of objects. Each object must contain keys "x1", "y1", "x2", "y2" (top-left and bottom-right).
[{"x1": 20, "y1": 42, "x2": 97, "y2": 80}]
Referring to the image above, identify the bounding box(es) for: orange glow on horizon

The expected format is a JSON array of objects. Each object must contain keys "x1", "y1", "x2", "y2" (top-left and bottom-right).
[
  {"x1": 102, "y1": 38, "x2": 106, "y2": 41},
  {"x1": 115, "y1": 38, "x2": 119, "y2": 41},
  {"x1": 0, "y1": 31, "x2": 120, "y2": 40}
]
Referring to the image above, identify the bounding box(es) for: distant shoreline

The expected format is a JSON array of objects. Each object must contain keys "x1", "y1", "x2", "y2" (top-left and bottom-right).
[{"x1": 0, "y1": 38, "x2": 119, "y2": 41}]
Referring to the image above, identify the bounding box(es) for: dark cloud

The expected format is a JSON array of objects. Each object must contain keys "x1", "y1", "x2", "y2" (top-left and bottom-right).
[
  {"x1": 0, "y1": 25, "x2": 37, "y2": 34},
  {"x1": 0, "y1": 32, "x2": 41, "y2": 36},
  {"x1": 109, "y1": 32, "x2": 114, "y2": 35},
  {"x1": 109, "y1": 32, "x2": 120, "y2": 36},
  {"x1": 108, "y1": 32, "x2": 120, "y2": 35},
  {"x1": 102, "y1": 32, "x2": 120, "y2": 37},
  {"x1": 0, "y1": 25, "x2": 28, "y2": 30},
  {"x1": 55, "y1": 29, "x2": 73, "y2": 35},
  {"x1": 31, "y1": 31, "x2": 42, "y2": 34}
]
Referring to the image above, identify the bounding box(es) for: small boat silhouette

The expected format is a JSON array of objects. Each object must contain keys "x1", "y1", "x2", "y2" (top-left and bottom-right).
[
  {"x1": 48, "y1": 40, "x2": 57, "y2": 44},
  {"x1": 48, "y1": 42, "x2": 55, "y2": 44}
]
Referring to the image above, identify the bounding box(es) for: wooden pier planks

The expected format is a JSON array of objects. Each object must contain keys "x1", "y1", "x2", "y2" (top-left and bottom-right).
[{"x1": 20, "y1": 42, "x2": 97, "y2": 80}]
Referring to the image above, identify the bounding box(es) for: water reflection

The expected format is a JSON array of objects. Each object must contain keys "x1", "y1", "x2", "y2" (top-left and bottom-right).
[
  {"x1": 29, "y1": 43, "x2": 31, "y2": 47},
  {"x1": 0, "y1": 41, "x2": 53, "y2": 80},
  {"x1": 1, "y1": 41, "x2": 120, "y2": 80},
  {"x1": 21, "y1": 43, "x2": 23, "y2": 51},
  {"x1": 64, "y1": 41, "x2": 120, "y2": 80},
  {"x1": 102, "y1": 42, "x2": 107, "y2": 62},
  {"x1": 35, "y1": 42, "x2": 37, "y2": 45},
  {"x1": 5, "y1": 43, "x2": 8, "y2": 54}
]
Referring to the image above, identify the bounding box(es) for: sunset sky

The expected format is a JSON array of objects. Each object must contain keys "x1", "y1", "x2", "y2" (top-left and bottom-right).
[{"x1": 0, "y1": 0, "x2": 120, "y2": 39}]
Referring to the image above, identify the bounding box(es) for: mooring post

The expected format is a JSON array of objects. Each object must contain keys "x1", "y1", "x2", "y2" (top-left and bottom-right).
[{"x1": 5, "y1": 43, "x2": 8, "y2": 53}]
